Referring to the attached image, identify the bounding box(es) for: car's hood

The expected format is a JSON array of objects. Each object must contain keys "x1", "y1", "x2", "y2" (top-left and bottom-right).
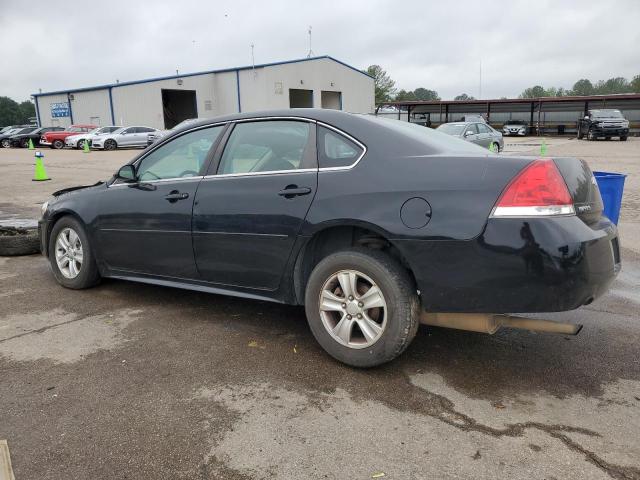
[
  {"x1": 52, "y1": 181, "x2": 104, "y2": 198},
  {"x1": 66, "y1": 133, "x2": 88, "y2": 140}
]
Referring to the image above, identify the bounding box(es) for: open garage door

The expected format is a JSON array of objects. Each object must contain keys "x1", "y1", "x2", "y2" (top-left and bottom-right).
[
  {"x1": 289, "y1": 89, "x2": 313, "y2": 108},
  {"x1": 162, "y1": 89, "x2": 198, "y2": 129},
  {"x1": 321, "y1": 91, "x2": 342, "y2": 110}
]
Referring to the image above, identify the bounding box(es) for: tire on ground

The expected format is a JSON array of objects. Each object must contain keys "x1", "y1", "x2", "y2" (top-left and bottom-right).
[
  {"x1": 304, "y1": 247, "x2": 420, "y2": 368},
  {"x1": 0, "y1": 227, "x2": 40, "y2": 256},
  {"x1": 48, "y1": 216, "x2": 101, "y2": 289}
]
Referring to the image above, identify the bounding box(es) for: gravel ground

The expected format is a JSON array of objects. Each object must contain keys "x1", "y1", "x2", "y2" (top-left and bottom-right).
[{"x1": 0, "y1": 138, "x2": 638, "y2": 479}]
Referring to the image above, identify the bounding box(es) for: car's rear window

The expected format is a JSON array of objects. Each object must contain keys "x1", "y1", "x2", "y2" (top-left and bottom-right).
[{"x1": 369, "y1": 118, "x2": 488, "y2": 154}]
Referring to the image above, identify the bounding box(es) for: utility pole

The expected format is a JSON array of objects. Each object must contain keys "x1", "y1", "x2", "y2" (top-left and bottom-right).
[{"x1": 479, "y1": 59, "x2": 482, "y2": 99}]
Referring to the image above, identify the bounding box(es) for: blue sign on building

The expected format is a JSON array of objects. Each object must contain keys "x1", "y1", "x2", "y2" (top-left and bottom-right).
[{"x1": 51, "y1": 102, "x2": 71, "y2": 118}]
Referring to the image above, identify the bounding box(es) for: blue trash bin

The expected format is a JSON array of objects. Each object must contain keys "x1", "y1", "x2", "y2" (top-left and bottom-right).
[{"x1": 593, "y1": 171, "x2": 626, "y2": 225}]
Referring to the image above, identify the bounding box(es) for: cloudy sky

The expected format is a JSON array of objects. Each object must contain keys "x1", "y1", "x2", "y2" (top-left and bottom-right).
[{"x1": 1, "y1": 0, "x2": 638, "y2": 102}]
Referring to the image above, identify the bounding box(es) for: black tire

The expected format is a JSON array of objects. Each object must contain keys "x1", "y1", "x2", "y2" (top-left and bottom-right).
[
  {"x1": 48, "y1": 216, "x2": 100, "y2": 289},
  {"x1": 587, "y1": 128, "x2": 596, "y2": 141},
  {"x1": 104, "y1": 139, "x2": 117, "y2": 151},
  {"x1": 577, "y1": 126, "x2": 584, "y2": 139},
  {"x1": 490, "y1": 142, "x2": 500, "y2": 153},
  {"x1": 77, "y1": 139, "x2": 85, "y2": 150},
  {"x1": 0, "y1": 227, "x2": 40, "y2": 256},
  {"x1": 52, "y1": 139, "x2": 64, "y2": 149},
  {"x1": 21, "y1": 138, "x2": 30, "y2": 148},
  {"x1": 1, "y1": 139, "x2": 10, "y2": 148},
  {"x1": 620, "y1": 136, "x2": 628, "y2": 141},
  {"x1": 304, "y1": 248, "x2": 420, "y2": 367}
]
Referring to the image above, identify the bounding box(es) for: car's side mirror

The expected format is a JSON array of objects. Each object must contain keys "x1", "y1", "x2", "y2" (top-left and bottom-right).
[
  {"x1": 116, "y1": 165, "x2": 136, "y2": 182},
  {"x1": 584, "y1": 116, "x2": 589, "y2": 120},
  {"x1": 464, "y1": 130, "x2": 474, "y2": 137}
]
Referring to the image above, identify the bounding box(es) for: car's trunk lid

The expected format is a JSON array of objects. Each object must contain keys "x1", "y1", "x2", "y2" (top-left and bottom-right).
[{"x1": 553, "y1": 157, "x2": 603, "y2": 224}]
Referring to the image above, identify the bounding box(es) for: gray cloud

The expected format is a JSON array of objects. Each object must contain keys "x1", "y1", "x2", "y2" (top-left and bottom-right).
[{"x1": 1, "y1": 0, "x2": 638, "y2": 101}]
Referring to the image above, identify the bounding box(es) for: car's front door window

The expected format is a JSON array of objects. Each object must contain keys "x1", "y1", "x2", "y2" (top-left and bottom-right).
[
  {"x1": 217, "y1": 121, "x2": 313, "y2": 175},
  {"x1": 136, "y1": 126, "x2": 224, "y2": 181}
]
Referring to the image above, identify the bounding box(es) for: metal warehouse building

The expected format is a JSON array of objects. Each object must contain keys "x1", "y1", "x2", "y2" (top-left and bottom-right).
[{"x1": 32, "y1": 56, "x2": 374, "y2": 130}]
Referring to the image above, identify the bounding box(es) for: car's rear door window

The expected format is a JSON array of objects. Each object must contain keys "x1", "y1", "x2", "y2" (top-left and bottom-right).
[
  {"x1": 477, "y1": 123, "x2": 491, "y2": 134},
  {"x1": 465, "y1": 124, "x2": 479, "y2": 135},
  {"x1": 317, "y1": 126, "x2": 364, "y2": 169},
  {"x1": 136, "y1": 126, "x2": 224, "y2": 181},
  {"x1": 217, "y1": 120, "x2": 312, "y2": 175}
]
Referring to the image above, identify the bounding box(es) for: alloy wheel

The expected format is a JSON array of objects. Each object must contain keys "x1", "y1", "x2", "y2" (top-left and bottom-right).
[
  {"x1": 55, "y1": 228, "x2": 83, "y2": 279},
  {"x1": 319, "y1": 269, "x2": 387, "y2": 349}
]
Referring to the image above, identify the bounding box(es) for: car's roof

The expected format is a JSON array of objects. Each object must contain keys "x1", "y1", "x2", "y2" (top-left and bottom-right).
[{"x1": 439, "y1": 122, "x2": 473, "y2": 126}]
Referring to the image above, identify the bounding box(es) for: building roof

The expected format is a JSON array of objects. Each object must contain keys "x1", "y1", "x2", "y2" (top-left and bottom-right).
[
  {"x1": 378, "y1": 93, "x2": 640, "y2": 108},
  {"x1": 32, "y1": 55, "x2": 372, "y2": 98}
]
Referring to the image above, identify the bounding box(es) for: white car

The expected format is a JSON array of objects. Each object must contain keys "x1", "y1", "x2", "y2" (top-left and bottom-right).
[
  {"x1": 91, "y1": 126, "x2": 160, "y2": 150},
  {"x1": 502, "y1": 120, "x2": 528, "y2": 136},
  {"x1": 64, "y1": 126, "x2": 123, "y2": 149}
]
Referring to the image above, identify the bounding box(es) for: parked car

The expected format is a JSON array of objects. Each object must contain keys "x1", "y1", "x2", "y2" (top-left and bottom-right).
[
  {"x1": 41, "y1": 125, "x2": 97, "y2": 149},
  {"x1": 92, "y1": 126, "x2": 160, "y2": 150},
  {"x1": 39, "y1": 109, "x2": 619, "y2": 367},
  {"x1": 64, "y1": 126, "x2": 123, "y2": 149},
  {"x1": 0, "y1": 126, "x2": 38, "y2": 148},
  {"x1": 147, "y1": 118, "x2": 199, "y2": 146},
  {"x1": 502, "y1": 120, "x2": 528, "y2": 136},
  {"x1": 0, "y1": 124, "x2": 32, "y2": 135},
  {"x1": 8, "y1": 127, "x2": 65, "y2": 148},
  {"x1": 437, "y1": 121, "x2": 504, "y2": 151},
  {"x1": 578, "y1": 109, "x2": 629, "y2": 141}
]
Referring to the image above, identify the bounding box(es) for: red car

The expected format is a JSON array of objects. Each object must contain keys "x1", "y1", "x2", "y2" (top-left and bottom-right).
[{"x1": 41, "y1": 124, "x2": 97, "y2": 149}]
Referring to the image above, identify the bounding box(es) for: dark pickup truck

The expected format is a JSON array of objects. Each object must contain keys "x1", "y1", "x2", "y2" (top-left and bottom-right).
[{"x1": 578, "y1": 109, "x2": 629, "y2": 141}]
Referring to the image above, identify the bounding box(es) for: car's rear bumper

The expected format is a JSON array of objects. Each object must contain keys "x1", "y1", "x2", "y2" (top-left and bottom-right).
[{"x1": 395, "y1": 215, "x2": 620, "y2": 313}]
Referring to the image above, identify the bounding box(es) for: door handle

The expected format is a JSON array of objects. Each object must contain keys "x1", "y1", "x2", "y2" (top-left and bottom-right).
[
  {"x1": 165, "y1": 191, "x2": 189, "y2": 202},
  {"x1": 278, "y1": 186, "x2": 312, "y2": 199}
]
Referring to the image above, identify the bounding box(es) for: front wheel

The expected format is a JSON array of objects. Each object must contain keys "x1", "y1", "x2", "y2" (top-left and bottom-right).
[
  {"x1": 49, "y1": 216, "x2": 100, "y2": 289},
  {"x1": 21, "y1": 138, "x2": 30, "y2": 148},
  {"x1": 52, "y1": 139, "x2": 64, "y2": 149},
  {"x1": 77, "y1": 139, "x2": 86, "y2": 150},
  {"x1": 577, "y1": 126, "x2": 584, "y2": 139},
  {"x1": 620, "y1": 136, "x2": 628, "y2": 141},
  {"x1": 304, "y1": 248, "x2": 419, "y2": 367},
  {"x1": 1, "y1": 139, "x2": 10, "y2": 148},
  {"x1": 587, "y1": 129, "x2": 597, "y2": 141},
  {"x1": 104, "y1": 139, "x2": 117, "y2": 151}
]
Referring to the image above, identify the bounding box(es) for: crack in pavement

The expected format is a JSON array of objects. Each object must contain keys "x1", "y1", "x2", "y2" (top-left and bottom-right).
[
  {"x1": 402, "y1": 375, "x2": 640, "y2": 480},
  {"x1": 0, "y1": 315, "x2": 90, "y2": 344}
]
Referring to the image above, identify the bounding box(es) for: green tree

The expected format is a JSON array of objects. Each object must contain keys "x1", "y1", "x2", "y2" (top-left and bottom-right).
[
  {"x1": 413, "y1": 88, "x2": 440, "y2": 101},
  {"x1": 0, "y1": 96, "x2": 21, "y2": 127},
  {"x1": 631, "y1": 75, "x2": 640, "y2": 93},
  {"x1": 454, "y1": 93, "x2": 475, "y2": 101},
  {"x1": 571, "y1": 79, "x2": 595, "y2": 96},
  {"x1": 366, "y1": 65, "x2": 396, "y2": 103},
  {"x1": 395, "y1": 89, "x2": 417, "y2": 101},
  {"x1": 519, "y1": 85, "x2": 548, "y2": 98},
  {"x1": 594, "y1": 77, "x2": 630, "y2": 95},
  {"x1": 18, "y1": 101, "x2": 35, "y2": 123}
]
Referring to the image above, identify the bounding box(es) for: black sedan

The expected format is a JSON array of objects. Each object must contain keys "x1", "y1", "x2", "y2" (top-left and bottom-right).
[
  {"x1": 39, "y1": 109, "x2": 620, "y2": 367},
  {"x1": 0, "y1": 126, "x2": 38, "y2": 148},
  {"x1": 8, "y1": 126, "x2": 65, "y2": 148}
]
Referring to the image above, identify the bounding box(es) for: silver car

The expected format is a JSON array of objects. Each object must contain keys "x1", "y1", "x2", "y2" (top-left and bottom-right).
[
  {"x1": 436, "y1": 121, "x2": 504, "y2": 152},
  {"x1": 64, "y1": 126, "x2": 123, "y2": 149},
  {"x1": 91, "y1": 126, "x2": 159, "y2": 150},
  {"x1": 502, "y1": 120, "x2": 528, "y2": 136}
]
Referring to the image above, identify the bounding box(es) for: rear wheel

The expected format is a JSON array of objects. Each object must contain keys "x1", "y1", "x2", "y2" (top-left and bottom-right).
[
  {"x1": 577, "y1": 126, "x2": 584, "y2": 139},
  {"x1": 490, "y1": 142, "x2": 500, "y2": 153},
  {"x1": 304, "y1": 248, "x2": 419, "y2": 367},
  {"x1": 21, "y1": 138, "x2": 30, "y2": 148},
  {"x1": 104, "y1": 139, "x2": 117, "y2": 151},
  {"x1": 587, "y1": 128, "x2": 597, "y2": 141},
  {"x1": 52, "y1": 139, "x2": 64, "y2": 149},
  {"x1": 620, "y1": 136, "x2": 628, "y2": 141},
  {"x1": 77, "y1": 139, "x2": 86, "y2": 150},
  {"x1": 49, "y1": 216, "x2": 100, "y2": 289}
]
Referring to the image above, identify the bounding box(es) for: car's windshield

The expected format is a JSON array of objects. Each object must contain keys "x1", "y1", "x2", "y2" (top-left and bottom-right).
[
  {"x1": 592, "y1": 110, "x2": 624, "y2": 119},
  {"x1": 88, "y1": 128, "x2": 101, "y2": 134},
  {"x1": 15, "y1": 127, "x2": 35, "y2": 134},
  {"x1": 505, "y1": 120, "x2": 526, "y2": 125},
  {"x1": 436, "y1": 123, "x2": 466, "y2": 135},
  {"x1": 67, "y1": 127, "x2": 84, "y2": 132}
]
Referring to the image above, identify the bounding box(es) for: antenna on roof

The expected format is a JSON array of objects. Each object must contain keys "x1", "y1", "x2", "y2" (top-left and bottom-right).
[
  {"x1": 251, "y1": 44, "x2": 257, "y2": 78},
  {"x1": 307, "y1": 26, "x2": 314, "y2": 58}
]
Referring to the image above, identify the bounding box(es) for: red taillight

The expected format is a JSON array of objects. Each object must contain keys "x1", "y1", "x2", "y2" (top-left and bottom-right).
[{"x1": 493, "y1": 159, "x2": 574, "y2": 217}]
